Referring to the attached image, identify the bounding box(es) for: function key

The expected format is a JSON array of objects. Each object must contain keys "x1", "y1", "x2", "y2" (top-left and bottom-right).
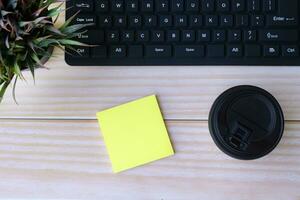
[
  {"x1": 111, "y1": 0, "x2": 124, "y2": 12},
  {"x1": 263, "y1": 0, "x2": 276, "y2": 12},
  {"x1": 92, "y1": 46, "x2": 107, "y2": 58},
  {"x1": 232, "y1": 0, "x2": 245, "y2": 12},
  {"x1": 73, "y1": 47, "x2": 90, "y2": 58},
  {"x1": 96, "y1": 0, "x2": 108, "y2": 12},
  {"x1": 207, "y1": 45, "x2": 225, "y2": 57},
  {"x1": 110, "y1": 46, "x2": 127, "y2": 58},
  {"x1": 76, "y1": 30, "x2": 104, "y2": 44},
  {"x1": 186, "y1": 0, "x2": 200, "y2": 12},
  {"x1": 128, "y1": 45, "x2": 143, "y2": 58},
  {"x1": 126, "y1": 0, "x2": 139, "y2": 12},
  {"x1": 145, "y1": 45, "x2": 172, "y2": 58},
  {"x1": 142, "y1": 0, "x2": 154, "y2": 12},
  {"x1": 74, "y1": 0, "x2": 94, "y2": 12},
  {"x1": 227, "y1": 45, "x2": 243, "y2": 57},
  {"x1": 217, "y1": 0, "x2": 230, "y2": 12},
  {"x1": 248, "y1": 0, "x2": 260, "y2": 12},
  {"x1": 74, "y1": 15, "x2": 96, "y2": 26},
  {"x1": 282, "y1": 46, "x2": 299, "y2": 57},
  {"x1": 156, "y1": 0, "x2": 169, "y2": 12},
  {"x1": 264, "y1": 45, "x2": 279, "y2": 57},
  {"x1": 172, "y1": 0, "x2": 184, "y2": 12},
  {"x1": 245, "y1": 45, "x2": 261, "y2": 57},
  {"x1": 201, "y1": 0, "x2": 215, "y2": 12}
]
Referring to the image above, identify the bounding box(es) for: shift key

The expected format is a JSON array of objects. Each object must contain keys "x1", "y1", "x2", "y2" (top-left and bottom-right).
[
  {"x1": 259, "y1": 30, "x2": 298, "y2": 42},
  {"x1": 145, "y1": 45, "x2": 172, "y2": 58}
]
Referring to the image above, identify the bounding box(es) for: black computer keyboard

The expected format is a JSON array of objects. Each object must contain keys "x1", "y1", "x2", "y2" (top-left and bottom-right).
[{"x1": 65, "y1": 0, "x2": 300, "y2": 66}]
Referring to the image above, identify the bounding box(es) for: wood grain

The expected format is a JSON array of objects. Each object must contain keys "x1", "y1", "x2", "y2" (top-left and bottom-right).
[
  {"x1": 0, "y1": 119, "x2": 299, "y2": 199},
  {"x1": 0, "y1": 48, "x2": 300, "y2": 120}
]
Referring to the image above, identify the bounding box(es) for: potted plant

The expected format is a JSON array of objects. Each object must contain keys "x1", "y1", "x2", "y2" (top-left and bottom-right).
[{"x1": 0, "y1": 0, "x2": 89, "y2": 103}]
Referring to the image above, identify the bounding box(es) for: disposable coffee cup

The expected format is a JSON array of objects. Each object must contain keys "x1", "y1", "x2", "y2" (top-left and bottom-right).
[{"x1": 209, "y1": 85, "x2": 284, "y2": 160}]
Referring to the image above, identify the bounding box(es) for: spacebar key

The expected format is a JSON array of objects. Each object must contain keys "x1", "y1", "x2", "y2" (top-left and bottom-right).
[{"x1": 145, "y1": 45, "x2": 172, "y2": 58}]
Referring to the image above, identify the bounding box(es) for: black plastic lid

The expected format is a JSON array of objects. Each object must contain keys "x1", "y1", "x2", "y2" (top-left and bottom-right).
[{"x1": 209, "y1": 85, "x2": 284, "y2": 160}]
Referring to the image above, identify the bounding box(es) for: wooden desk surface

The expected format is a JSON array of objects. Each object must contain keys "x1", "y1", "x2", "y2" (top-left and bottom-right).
[{"x1": 1, "y1": 44, "x2": 300, "y2": 199}]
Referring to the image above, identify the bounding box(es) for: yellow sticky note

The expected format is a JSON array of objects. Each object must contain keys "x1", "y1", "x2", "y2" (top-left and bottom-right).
[{"x1": 97, "y1": 95, "x2": 174, "y2": 173}]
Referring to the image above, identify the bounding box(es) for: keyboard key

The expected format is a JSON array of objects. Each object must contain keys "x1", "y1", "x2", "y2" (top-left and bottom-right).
[
  {"x1": 76, "y1": 30, "x2": 104, "y2": 44},
  {"x1": 228, "y1": 30, "x2": 241, "y2": 42},
  {"x1": 144, "y1": 15, "x2": 158, "y2": 27},
  {"x1": 74, "y1": 0, "x2": 94, "y2": 12},
  {"x1": 106, "y1": 30, "x2": 119, "y2": 43},
  {"x1": 206, "y1": 15, "x2": 218, "y2": 26},
  {"x1": 126, "y1": 0, "x2": 139, "y2": 12},
  {"x1": 213, "y1": 30, "x2": 226, "y2": 42},
  {"x1": 92, "y1": 46, "x2": 107, "y2": 58},
  {"x1": 152, "y1": 30, "x2": 165, "y2": 42},
  {"x1": 186, "y1": 0, "x2": 200, "y2": 12},
  {"x1": 182, "y1": 30, "x2": 195, "y2": 42},
  {"x1": 244, "y1": 30, "x2": 257, "y2": 42},
  {"x1": 251, "y1": 15, "x2": 264, "y2": 27},
  {"x1": 167, "y1": 30, "x2": 180, "y2": 42},
  {"x1": 282, "y1": 46, "x2": 299, "y2": 57},
  {"x1": 136, "y1": 30, "x2": 150, "y2": 42},
  {"x1": 114, "y1": 16, "x2": 127, "y2": 27},
  {"x1": 264, "y1": 45, "x2": 279, "y2": 57},
  {"x1": 172, "y1": 0, "x2": 184, "y2": 12},
  {"x1": 245, "y1": 45, "x2": 261, "y2": 57},
  {"x1": 201, "y1": 0, "x2": 215, "y2": 12},
  {"x1": 220, "y1": 15, "x2": 233, "y2": 27},
  {"x1": 236, "y1": 15, "x2": 248, "y2": 27},
  {"x1": 174, "y1": 45, "x2": 204, "y2": 57},
  {"x1": 111, "y1": 0, "x2": 124, "y2": 12},
  {"x1": 110, "y1": 45, "x2": 126, "y2": 57},
  {"x1": 232, "y1": 0, "x2": 245, "y2": 12},
  {"x1": 156, "y1": 0, "x2": 169, "y2": 12},
  {"x1": 190, "y1": 15, "x2": 203, "y2": 27},
  {"x1": 175, "y1": 15, "x2": 187, "y2": 27},
  {"x1": 96, "y1": 0, "x2": 108, "y2": 12},
  {"x1": 160, "y1": 15, "x2": 173, "y2": 27},
  {"x1": 228, "y1": 45, "x2": 243, "y2": 57},
  {"x1": 248, "y1": 0, "x2": 260, "y2": 12},
  {"x1": 74, "y1": 15, "x2": 96, "y2": 26},
  {"x1": 197, "y1": 30, "x2": 211, "y2": 41},
  {"x1": 121, "y1": 30, "x2": 135, "y2": 42},
  {"x1": 145, "y1": 45, "x2": 172, "y2": 57},
  {"x1": 259, "y1": 30, "x2": 298, "y2": 42},
  {"x1": 129, "y1": 15, "x2": 142, "y2": 27},
  {"x1": 263, "y1": 0, "x2": 276, "y2": 12},
  {"x1": 99, "y1": 15, "x2": 112, "y2": 27},
  {"x1": 142, "y1": 0, "x2": 154, "y2": 12},
  {"x1": 266, "y1": 15, "x2": 298, "y2": 27},
  {"x1": 207, "y1": 45, "x2": 225, "y2": 57},
  {"x1": 217, "y1": 0, "x2": 230, "y2": 12},
  {"x1": 128, "y1": 45, "x2": 143, "y2": 57},
  {"x1": 73, "y1": 47, "x2": 90, "y2": 58}
]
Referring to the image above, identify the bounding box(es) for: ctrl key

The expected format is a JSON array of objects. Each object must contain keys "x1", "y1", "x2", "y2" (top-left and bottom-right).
[
  {"x1": 73, "y1": 47, "x2": 90, "y2": 58},
  {"x1": 282, "y1": 46, "x2": 299, "y2": 57}
]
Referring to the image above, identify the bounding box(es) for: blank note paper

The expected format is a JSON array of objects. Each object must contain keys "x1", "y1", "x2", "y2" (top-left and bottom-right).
[{"x1": 97, "y1": 95, "x2": 174, "y2": 173}]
